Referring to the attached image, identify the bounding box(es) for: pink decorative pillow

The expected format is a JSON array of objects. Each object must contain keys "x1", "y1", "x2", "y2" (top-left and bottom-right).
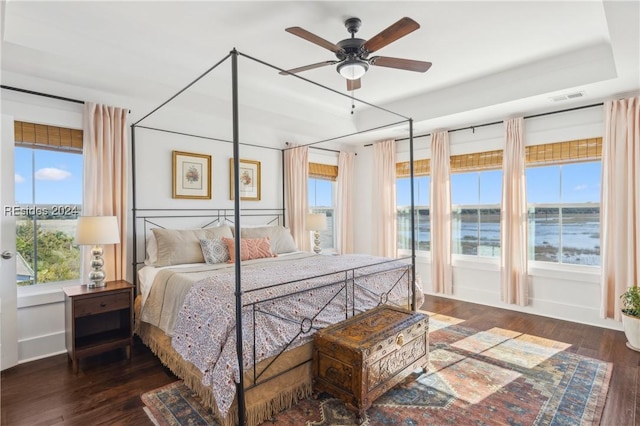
[{"x1": 222, "y1": 237, "x2": 277, "y2": 263}]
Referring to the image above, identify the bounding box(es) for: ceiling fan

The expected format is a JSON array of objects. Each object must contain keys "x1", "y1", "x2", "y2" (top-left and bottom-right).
[{"x1": 279, "y1": 17, "x2": 432, "y2": 91}]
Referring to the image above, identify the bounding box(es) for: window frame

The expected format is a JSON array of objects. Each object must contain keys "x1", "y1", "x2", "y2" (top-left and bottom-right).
[
  {"x1": 525, "y1": 161, "x2": 601, "y2": 268},
  {"x1": 14, "y1": 143, "x2": 83, "y2": 288},
  {"x1": 451, "y1": 169, "x2": 503, "y2": 259},
  {"x1": 308, "y1": 177, "x2": 336, "y2": 251}
]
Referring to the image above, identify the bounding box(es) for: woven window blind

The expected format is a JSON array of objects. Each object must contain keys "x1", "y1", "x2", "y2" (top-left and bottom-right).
[
  {"x1": 14, "y1": 121, "x2": 83, "y2": 152},
  {"x1": 525, "y1": 137, "x2": 602, "y2": 166},
  {"x1": 396, "y1": 159, "x2": 430, "y2": 178},
  {"x1": 450, "y1": 150, "x2": 503, "y2": 172},
  {"x1": 396, "y1": 138, "x2": 602, "y2": 176},
  {"x1": 309, "y1": 162, "x2": 338, "y2": 181}
]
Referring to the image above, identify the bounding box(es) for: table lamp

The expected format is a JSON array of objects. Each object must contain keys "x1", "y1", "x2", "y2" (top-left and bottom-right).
[
  {"x1": 75, "y1": 216, "x2": 120, "y2": 288},
  {"x1": 306, "y1": 213, "x2": 327, "y2": 254}
]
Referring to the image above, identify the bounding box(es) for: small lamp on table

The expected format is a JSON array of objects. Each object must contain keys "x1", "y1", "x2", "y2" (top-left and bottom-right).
[
  {"x1": 306, "y1": 213, "x2": 327, "y2": 254},
  {"x1": 75, "y1": 216, "x2": 120, "y2": 288}
]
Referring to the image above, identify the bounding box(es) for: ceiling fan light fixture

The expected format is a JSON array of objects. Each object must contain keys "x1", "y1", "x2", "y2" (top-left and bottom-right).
[{"x1": 337, "y1": 59, "x2": 368, "y2": 80}]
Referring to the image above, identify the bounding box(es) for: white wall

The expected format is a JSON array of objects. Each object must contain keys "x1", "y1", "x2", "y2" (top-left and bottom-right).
[
  {"x1": 355, "y1": 105, "x2": 622, "y2": 331},
  {"x1": 131, "y1": 126, "x2": 285, "y2": 279}
]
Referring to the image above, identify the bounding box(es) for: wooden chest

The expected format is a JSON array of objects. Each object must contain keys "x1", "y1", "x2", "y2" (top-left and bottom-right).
[{"x1": 312, "y1": 305, "x2": 429, "y2": 424}]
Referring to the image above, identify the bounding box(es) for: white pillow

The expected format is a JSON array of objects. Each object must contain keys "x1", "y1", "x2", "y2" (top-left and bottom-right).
[
  {"x1": 240, "y1": 225, "x2": 297, "y2": 254},
  {"x1": 145, "y1": 231, "x2": 158, "y2": 266}
]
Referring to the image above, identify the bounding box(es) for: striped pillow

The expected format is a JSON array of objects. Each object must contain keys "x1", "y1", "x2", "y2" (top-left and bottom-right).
[{"x1": 222, "y1": 237, "x2": 277, "y2": 263}]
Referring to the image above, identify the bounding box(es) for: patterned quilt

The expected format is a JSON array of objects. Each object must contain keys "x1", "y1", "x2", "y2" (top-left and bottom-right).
[{"x1": 169, "y1": 253, "x2": 420, "y2": 418}]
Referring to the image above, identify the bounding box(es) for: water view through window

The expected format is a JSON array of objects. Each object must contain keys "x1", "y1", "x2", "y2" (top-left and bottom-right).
[{"x1": 396, "y1": 161, "x2": 601, "y2": 267}]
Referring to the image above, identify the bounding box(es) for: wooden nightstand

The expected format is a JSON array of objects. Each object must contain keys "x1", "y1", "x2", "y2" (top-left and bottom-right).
[{"x1": 64, "y1": 280, "x2": 134, "y2": 373}]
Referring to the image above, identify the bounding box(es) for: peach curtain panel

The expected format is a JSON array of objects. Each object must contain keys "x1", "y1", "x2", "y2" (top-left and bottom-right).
[
  {"x1": 284, "y1": 145, "x2": 310, "y2": 251},
  {"x1": 82, "y1": 102, "x2": 128, "y2": 282},
  {"x1": 600, "y1": 96, "x2": 640, "y2": 320},
  {"x1": 336, "y1": 151, "x2": 355, "y2": 254},
  {"x1": 372, "y1": 140, "x2": 397, "y2": 257},
  {"x1": 430, "y1": 131, "x2": 453, "y2": 294},
  {"x1": 500, "y1": 117, "x2": 529, "y2": 306}
]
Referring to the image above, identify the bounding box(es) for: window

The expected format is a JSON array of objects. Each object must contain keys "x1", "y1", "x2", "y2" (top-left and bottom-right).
[
  {"x1": 451, "y1": 170, "x2": 502, "y2": 257},
  {"x1": 14, "y1": 122, "x2": 83, "y2": 286},
  {"x1": 526, "y1": 162, "x2": 600, "y2": 266},
  {"x1": 396, "y1": 176, "x2": 430, "y2": 251},
  {"x1": 308, "y1": 177, "x2": 335, "y2": 250}
]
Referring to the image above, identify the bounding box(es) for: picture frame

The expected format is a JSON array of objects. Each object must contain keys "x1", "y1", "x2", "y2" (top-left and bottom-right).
[
  {"x1": 172, "y1": 151, "x2": 211, "y2": 199},
  {"x1": 229, "y1": 158, "x2": 261, "y2": 201}
]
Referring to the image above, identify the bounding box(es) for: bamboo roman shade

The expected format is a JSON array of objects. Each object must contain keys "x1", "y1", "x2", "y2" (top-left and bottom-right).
[
  {"x1": 396, "y1": 158, "x2": 430, "y2": 178},
  {"x1": 525, "y1": 137, "x2": 602, "y2": 166},
  {"x1": 14, "y1": 121, "x2": 83, "y2": 152},
  {"x1": 395, "y1": 137, "x2": 602, "y2": 176},
  {"x1": 309, "y1": 162, "x2": 338, "y2": 181},
  {"x1": 450, "y1": 150, "x2": 503, "y2": 172}
]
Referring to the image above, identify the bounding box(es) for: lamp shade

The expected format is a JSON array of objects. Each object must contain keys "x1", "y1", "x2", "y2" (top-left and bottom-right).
[
  {"x1": 306, "y1": 213, "x2": 327, "y2": 232},
  {"x1": 75, "y1": 216, "x2": 120, "y2": 245}
]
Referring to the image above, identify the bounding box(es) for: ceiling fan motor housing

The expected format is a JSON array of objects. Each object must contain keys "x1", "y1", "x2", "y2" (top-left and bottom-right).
[{"x1": 336, "y1": 38, "x2": 368, "y2": 61}]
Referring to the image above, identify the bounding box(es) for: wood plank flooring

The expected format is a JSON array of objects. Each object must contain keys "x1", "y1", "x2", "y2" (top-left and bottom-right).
[{"x1": 1, "y1": 296, "x2": 638, "y2": 425}]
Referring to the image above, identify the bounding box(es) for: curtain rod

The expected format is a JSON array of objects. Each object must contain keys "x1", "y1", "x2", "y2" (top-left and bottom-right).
[
  {"x1": 1, "y1": 85, "x2": 131, "y2": 113},
  {"x1": 365, "y1": 102, "x2": 604, "y2": 146}
]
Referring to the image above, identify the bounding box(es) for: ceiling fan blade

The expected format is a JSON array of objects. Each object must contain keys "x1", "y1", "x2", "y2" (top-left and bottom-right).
[
  {"x1": 346, "y1": 78, "x2": 361, "y2": 91},
  {"x1": 285, "y1": 27, "x2": 341, "y2": 53},
  {"x1": 370, "y1": 56, "x2": 432, "y2": 72},
  {"x1": 279, "y1": 61, "x2": 338, "y2": 75},
  {"x1": 363, "y1": 17, "x2": 420, "y2": 53}
]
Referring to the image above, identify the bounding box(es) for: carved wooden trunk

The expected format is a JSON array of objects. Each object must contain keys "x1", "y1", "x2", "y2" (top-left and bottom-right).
[{"x1": 312, "y1": 305, "x2": 429, "y2": 424}]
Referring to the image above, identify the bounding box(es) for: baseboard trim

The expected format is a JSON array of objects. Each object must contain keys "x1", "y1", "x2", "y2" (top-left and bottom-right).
[{"x1": 18, "y1": 330, "x2": 66, "y2": 363}]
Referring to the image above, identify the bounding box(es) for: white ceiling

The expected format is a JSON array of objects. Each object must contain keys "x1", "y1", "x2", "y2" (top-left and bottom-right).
[{"x1": 1, "y1": 1, "x2": 639, "y2": 149}]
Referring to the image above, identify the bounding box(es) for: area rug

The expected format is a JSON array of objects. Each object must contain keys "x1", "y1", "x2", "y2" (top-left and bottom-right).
[{"x1": 142, "y1": 314, "x2": 612, "y2": 425}]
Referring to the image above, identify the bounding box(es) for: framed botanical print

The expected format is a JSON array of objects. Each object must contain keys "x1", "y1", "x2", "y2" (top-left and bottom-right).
[
  {"x1": 172, "y1": 151, "x2": 211, "y2": 199},
  {"x1": 229, "y1": 158, "x2": 261, "y2": 201}
]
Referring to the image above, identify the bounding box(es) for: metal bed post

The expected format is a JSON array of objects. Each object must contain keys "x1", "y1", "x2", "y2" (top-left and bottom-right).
[
  {"x1": 131, "y1": 124, "x2": 138, "y2": 290},
  {"x1": 230, "y1": 48, "x2": 247, "y2": 426},
  {"x1": 281, "y1": 149, "x2": 286, "y2": 227},
  {"x1": 408, "y1": 118, "x2": 417, "y2": 311}
]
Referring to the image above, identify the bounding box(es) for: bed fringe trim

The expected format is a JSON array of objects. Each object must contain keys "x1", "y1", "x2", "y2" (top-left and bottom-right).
[{"x1": 137, "y1": 327, "x2": 312, "y2": 426}]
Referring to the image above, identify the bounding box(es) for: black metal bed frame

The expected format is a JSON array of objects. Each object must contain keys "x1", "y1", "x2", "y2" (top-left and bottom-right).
[
  {"x1": 131, "y1": 49, "x2": 417, "y2": 425},
  {"x1": 243, "y1": 256, "x2": 413, "y2": 390}
]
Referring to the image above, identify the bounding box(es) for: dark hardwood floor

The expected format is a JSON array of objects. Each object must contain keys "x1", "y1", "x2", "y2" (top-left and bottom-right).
[{"x1": 1, "y1": 296, "x2": 638, "y2": 425}]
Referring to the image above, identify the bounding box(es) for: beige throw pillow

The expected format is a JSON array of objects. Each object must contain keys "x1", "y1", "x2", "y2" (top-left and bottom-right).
[{"x1": 152, "y1": 225, "x2": 233, "y2": 266}]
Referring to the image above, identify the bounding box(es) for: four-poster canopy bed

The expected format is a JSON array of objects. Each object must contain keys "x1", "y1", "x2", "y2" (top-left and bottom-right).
[{"x1": 131, "y1": 49, "x2": 419, "y2": 426}]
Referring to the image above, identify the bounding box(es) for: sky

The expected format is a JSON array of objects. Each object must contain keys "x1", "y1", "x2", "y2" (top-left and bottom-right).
[
  {"x1": 16, "y1": 148, "x2": 600, "y2": 209},
  {"x1": 14, "y1": 147, "x2": 83, "y2": 205}
]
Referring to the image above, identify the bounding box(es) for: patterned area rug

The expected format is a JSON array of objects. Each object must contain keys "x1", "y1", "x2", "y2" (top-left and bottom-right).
[{"x1": 142, "y1": 314, "x2": 612, "y2": 425}]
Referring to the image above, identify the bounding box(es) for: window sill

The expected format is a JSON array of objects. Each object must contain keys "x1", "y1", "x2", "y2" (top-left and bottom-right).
[
  {"x1": 398, "y1": 249, "x2": 430, "y2": 262},
  {"x1": 528, "y1": 261, "x2": 600, "y2": 283},
  {"x1": 452, "y1": 254, "x2": 500, "y2": 271}
]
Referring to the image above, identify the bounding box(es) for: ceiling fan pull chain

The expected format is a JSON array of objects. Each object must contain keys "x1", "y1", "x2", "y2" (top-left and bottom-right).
[{"x1": 351, "y1": 93, "x2": 355, "y2": 115}]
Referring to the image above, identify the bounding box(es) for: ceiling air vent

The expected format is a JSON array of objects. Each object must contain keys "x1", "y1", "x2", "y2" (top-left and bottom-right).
[{"x1": 549, "y1": 91, "x2": 585, "y2": 102}]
